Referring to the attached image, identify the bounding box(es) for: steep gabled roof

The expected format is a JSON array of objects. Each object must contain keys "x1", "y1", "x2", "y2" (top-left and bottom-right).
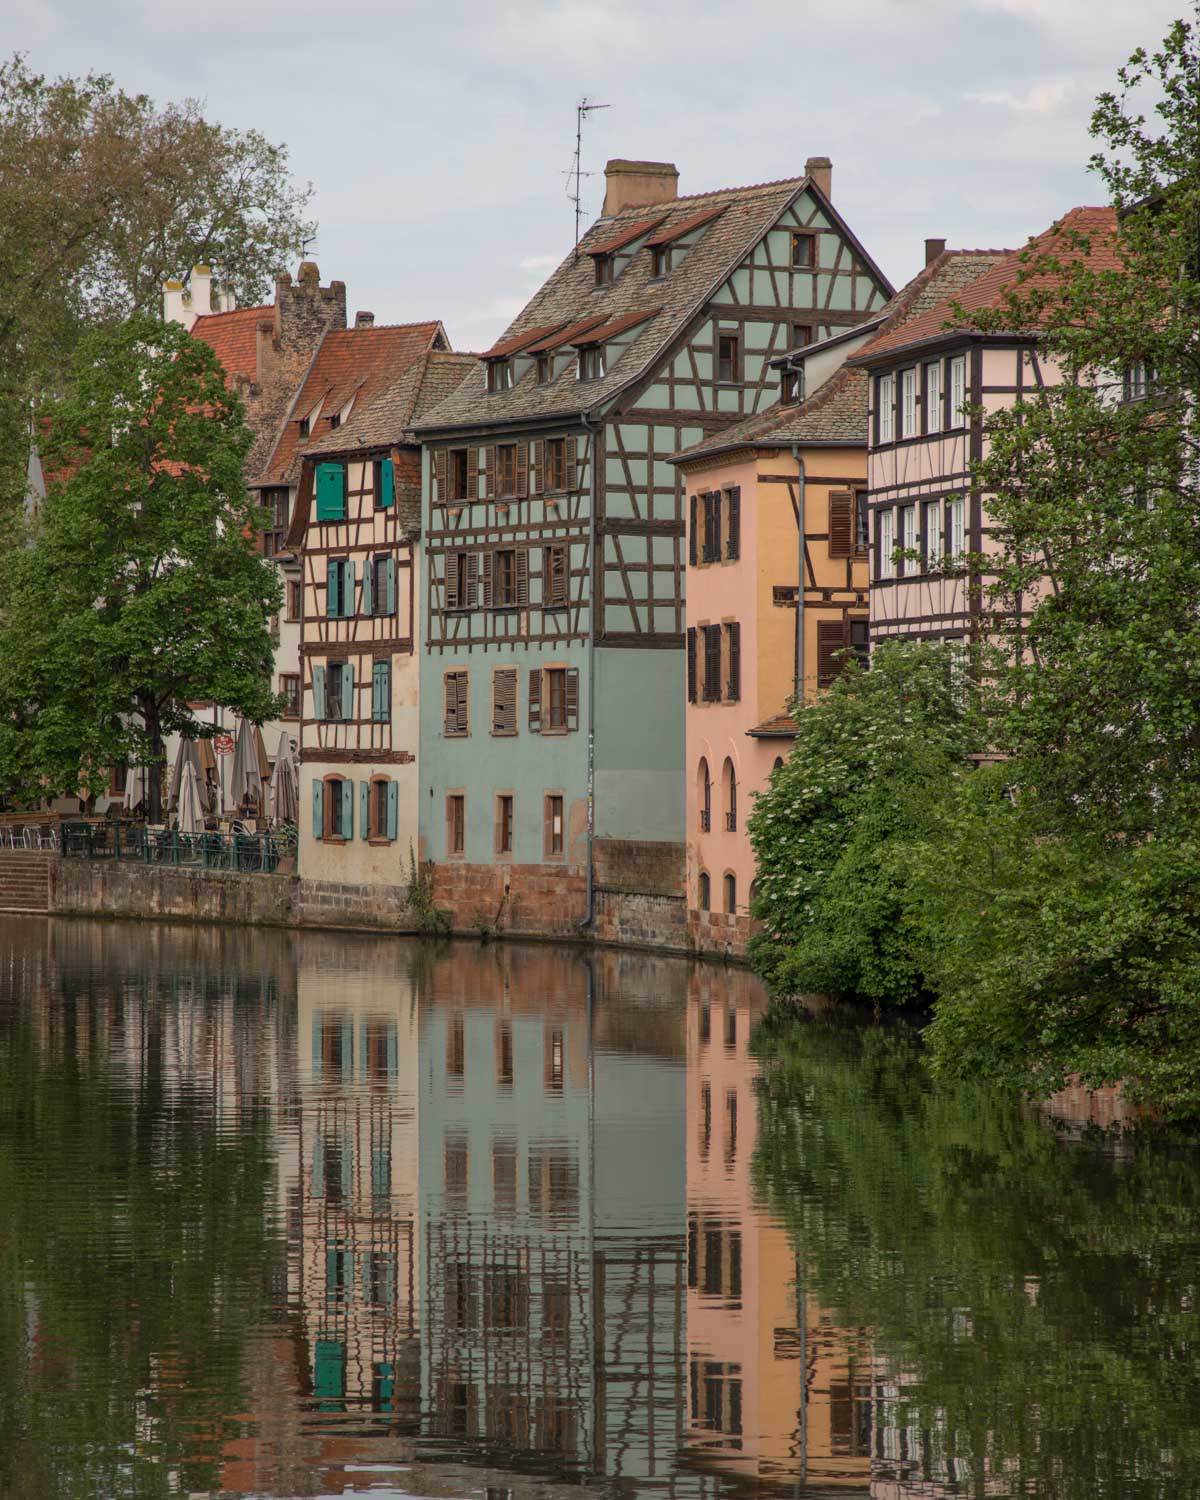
[
  {"x1": 188, "y1": 305, "x2": 271, "y2": 382},
  {"x1": 414, "y1": 171, "x2": 895, "y2": 433},
  {"x1": 852, "y1": 207, "x2": 1116, "y2": 363},
  {"x1": 674, "y1": 248, "x2": 1011, "y2": 465},
  {"x1": 301, "y1": 349, "x2": 476, "y2": 456},
  {"x1": 255, "y1": 321, "x2": 447, "y2": 485}
]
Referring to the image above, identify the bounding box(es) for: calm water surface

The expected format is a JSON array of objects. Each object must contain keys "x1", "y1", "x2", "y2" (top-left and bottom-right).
[{"x1": 0, "y1": 919, "x2": 1198, "y2": 1500}]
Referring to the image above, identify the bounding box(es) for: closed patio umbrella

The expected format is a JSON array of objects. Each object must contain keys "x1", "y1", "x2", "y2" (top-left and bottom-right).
[
  {"x1": 228, "y1": 717, "x2": 264, "y2": 814},
  {"x1": 168, "y1": 737, "x2": 202, "y2": 812},
  {"x1": 268, "y1": 732, "x2": 298, "y2": 825},
  {"x1": 176, "y1": 760, "x2": 204, "y2": 834},
  {"x1": 122, "y1": 765, "x2": 150, "y2": 813}
]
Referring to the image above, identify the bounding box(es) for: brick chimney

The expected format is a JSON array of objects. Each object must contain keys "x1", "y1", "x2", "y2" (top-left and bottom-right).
[
  {"x1": 805, "y1": 156, "x2": 833, "y2": 200},
  {"x1": 925, "y1": 237, "x2": 947, "y2": 266},
  {"x1": 355, "y1": 311, "x2": 375, "y2": 329},
  {"x1": 274, "y1": 262, "x2": 347, "y2": 354},
  {"x1": 602, "y1": 160, "x2": 678, "y2": 217}
]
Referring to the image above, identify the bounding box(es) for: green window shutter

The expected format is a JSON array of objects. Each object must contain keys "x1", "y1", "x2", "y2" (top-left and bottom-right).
[
  {"x1": 315, "y1": 463, "x2": 346, "y2": 522},
  {"x1": 362, "y1": 558, "x2": 374, "y2": 617},
  {"x1": 387, "y1": 780, "x2": 398, "y2": 840},
  {"x1": 344, "y1": 560, "x2": 356, "y2": 618},
  {"x1": 360, "y1": 780, "x2": 370, "y2": 839},
  {"x1": 341, "y1": 662, "x2": 355, "y2": 722},
  {"x1": 373, "y1": 660, "x2": 391, "y2": 722},
  {"x1": 326, "y1": 560, "x2": 339, "y2": 618},
  {"x1": 385, "y1": 556, "x2": 396, "y2": 615},
  {"x1": 312, "y1": 664, "x2": 326, "y2": 720},
  {"x1": 314, "y1": 1339, "x2": 345, "y2": 1399},
  {"x1": 341, "y1": 778, "x2": 354, "y2": 839},
  {"x1": 380, "y1": 458, "x2": 395, "y2": 508},
  {"x1": 312, "y1": 778, "x2": 324, "y2": 839}
]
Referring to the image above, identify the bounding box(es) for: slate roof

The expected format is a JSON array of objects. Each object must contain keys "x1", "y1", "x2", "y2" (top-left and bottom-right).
[
  {"x1": 189, "y1": 305, "x2": 271, "y2": 382},
  {"x1": 673, "y1": 248, "x2": 1012, "y2": 465},
  {"x1": 255, "y1": 321, "x2": 447, "y2": 485},
  {"x1": 413, "y1": 172, "x2": 895, "y2": 434},
  {"x1": 852, "y1": 207, "x2": 1117, "y2": 363}
]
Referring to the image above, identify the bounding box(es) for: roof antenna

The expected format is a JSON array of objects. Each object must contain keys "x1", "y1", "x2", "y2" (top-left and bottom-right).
[{"x1": 568, "y1": 97, "x2": 610, "y2": 258}]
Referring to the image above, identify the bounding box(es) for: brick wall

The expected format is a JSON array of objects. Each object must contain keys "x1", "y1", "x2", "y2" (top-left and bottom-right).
[
  {"x1": 593, "y1": 888, "x2": 690, "y2": 953},
  {"x1": 54, "y1": 859, "x2": 296, "y2": 927},
  {"x1": 428, "y1": 860, "x2": 588, "y2": 937},
  {"x1": 276, "y1": 262, "x2": 347, "y2": 354},
  {"x1": 294, "y1": 878, "x2": 420, "y2": 931},
  {"x1": 593, "y1": 838, "x2": 685, "y2": 897},
  {"x1": 687, "y1": 908, "x2": 757, "y2": 961}
]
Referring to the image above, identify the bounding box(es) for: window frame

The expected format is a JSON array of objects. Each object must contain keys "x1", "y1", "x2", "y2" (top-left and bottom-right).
[
  {"x1": 495, "y1": 792, "x2": 515, "y2": 858},
  {"x1": 326, "y1": 660, "x2": 348, "y2": 723},
  {"x1": 446, "y1": 792, "x2": 466, "y2": 857},
  {"x1": 716, "y1": 330, "x2": 741, "y2": 385},
  {"x1": 652, "y1": 245, "x2": 671, "y2": 278},
  {"x1": 487, "y1": 359, "x2": 514, "y2": 393},
  {"x1": 448, "y1": 448, "x2": 469, "y2": 501},
  {"x1": 949, "y1": 354, "x2": 967, "y2": 429},
  {"x1": 790, "y1": 231, "x2": 816, "y2": 269},
  {"x1": 286, "y1": 579, "x2": 302, "y2": 622},
  {"x1": 877, "y1": 373, "x2": 895, "y2": 444},
  {"x1": 854, "y1": 490, "x2": 870, "y2": 556},
  {"x1": 544, "y1": 792, "x2": 565, "y2": 860},
  {"x1": 924, "y1": 360, "x2": 943, "y2": 435},
  {"x1": 491, "y1": 666, "x2": 518, "y2": 737},
  {"x1": 878, "y1": 507, "x2": 895, "y2": 580},
  {"x1": 578, "y1": 344, "x2": 606, "y2": 382},
  {"x1": 899, "y1": 367, "x2": 917, "y2": 439},
  {"x1": 280, "y1": 672, "x2": 301, "y2": 720}
]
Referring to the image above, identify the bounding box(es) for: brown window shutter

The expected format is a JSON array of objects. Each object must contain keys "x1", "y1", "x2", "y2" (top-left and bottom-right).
[
  {"x1": 546, "y1": 544, "x2": 567, "y2": 606},
  {"x1": 484, "y1": 445, "x2": 496, "y2": 499},
  {"x1": 466, "y1": 552, "x2": 479, "y2": 607},
  {"x1": 726, "y1": 487, "x2": 741, "y2": 560},
  {"x1": 435, "y1": 449, "x2": 448, "y2": 503},
  {"x1": 828, "y1": 490, "x2": 854, "y2": 558},
  {"x1": 817, "y1": 619, "x2": 848, "y2": 688},
  {"x1": 443, "y1": 673, "x2": 458, "y2": 734},
  {"x1": 528, "y1": 668, "x2": 542, "y2": 732},
  {"x1": 543, "y1": 795, "x2": 552, "y2": 856},
  {"x1": 516, "y1": 440, "x2": 529, "y2": 498},
  {"x1": 493, "y1": 668, "x2": 517, "y2": 734},
  {"x1": 532, "y1": 440, "x2": 544, "y2": 495},
  {"x1": 445, "y1": 554, "x2": 460, "y2": 610},
  {"x1": 689, "y1": 495, "x2": 698, "y2": 566},
  {"x1": 687, "y1": 627, "x2": 697, "y2": 702},
  {"x1": 516, "y1": 550, "x2": 530, "y2": 606},
  {"x1": 565, "y1": 669, "x2": 579, "y2": 730},
  {"x1": 456, "y1": 673, "x2": 469, "y2": 734},
  {"x1": 480, "y1": 550, "x2": 494, "y2": 608},
  {"x1": 493, "y1": 796, "x2": 503, "y2": 855},
  {"x1": 566, "y1": 436, "x2": 578, "y2": 493},
  {"x1": 467, "y1": 446, "x2": 479, "y2": 500},
  {"x1": 445, "y1": 795, "x2": 453, "y2": 852},
  {"x1": 727, "y1": 622, "x2": 741, "y2": 701}
]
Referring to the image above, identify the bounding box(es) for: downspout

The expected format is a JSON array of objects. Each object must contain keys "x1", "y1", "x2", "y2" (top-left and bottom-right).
[
  {"x1": 580, "y1": 409, "x2": 602, "y2": 929},
  {"x1": 791, "y1": 446, "x2": 806, "y2": 705}
]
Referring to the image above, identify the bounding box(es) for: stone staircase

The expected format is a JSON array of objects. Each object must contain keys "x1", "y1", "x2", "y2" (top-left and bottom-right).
[{"x1": 0, "y1": 851, "x2": 52, "y2": 913}]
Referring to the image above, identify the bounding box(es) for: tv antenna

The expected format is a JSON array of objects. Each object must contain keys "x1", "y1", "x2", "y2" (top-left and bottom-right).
[{"x1": 568, "y1": 97, "x2": 610, "y2": 256}]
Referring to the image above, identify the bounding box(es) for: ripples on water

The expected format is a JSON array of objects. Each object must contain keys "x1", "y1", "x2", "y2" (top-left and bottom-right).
[{"x1": 0, "y1": 919, "x2": 1197, "y2": 1500}]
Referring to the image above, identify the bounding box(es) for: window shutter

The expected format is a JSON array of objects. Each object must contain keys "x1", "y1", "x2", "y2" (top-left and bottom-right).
[
  {"x1": 456, "y1": 674, "x2": 469, "y2": 735},
  {"x1": 341, "y1": 779, "x2": 354, "y2": 839},
  {"x1": 484, "y1": 445, "x2": 496, "y2": 499},
  {"x1": 344, "y1": 560, "x2": 356, "y2": 617},
  {"x1": 727, "y1": 622, "x2": 741, "y2": 701},
  {"x1": 817, "y1": 619, "x2": 848, "y2": 689},
  {"x1": 326, "y1": 559, "x2": 339, "y2": 618},
  {"x1": 315, "y1": 463, "x2": 346, "y2": 521},
  {"x1": 435, "y1": 449, "x2": 447, "y2": 503},
  {"x1": 828, "y1": 491, "x2": 854, "y2": 558},
  {"x1": 726, "y1": 487, "x2": 741, "y2": 560},
  {"x1": 493, "y1": 668, "x2": 517, "y2": 734},
  {"x1": 312, "y1": 664, "x2": 326, "y2": 721},
  {"x1": 387, "y1": 780, "x2": 398, "y2": 841},
  {"x1": 466, "y1": 552, "x2": 478, "y2": 607},
  {"x1": 528, "y1": 668, "x2": 542, "y2": 733},
  {"x1": 516, "y1": 550, "x2": 529, "y2": 606},
  {"x1": 444, "y1": 674, "x2": 458, "y2": 735},
  {"x1": 467, "y1": 446, "x2": 479, "y2": 500},
  {"x1": 379, "y1": 458, "x2": 395, "y2": 508},
  {"x1": 689, "y1": 495, "x2": 698, "y2": 566},
  {"x1": 493, "y1": 797, "x2": 503, "y2": 855},
  {"x1": 565, "y1": 436, "x2": 578, "y2": 492},
  {"x1": 480, "y1": 551, "x2": 494, "y2": 608},
  {"x1": 687, "y1": 627, "x2": 697, "y2": 702},
  {"x1": 532, "y1": 440, "x2": 544, "y2": 495},
  {"x1": 712, "y1": 493, "x2": 723, "y2": 561},
  {"x1": 312, "y1": 778, "x2": 324, "y2": 839},
  {"x1": 360, "y1": 780, "x2": 370, "y2": 839},
  {"x1": 565, "y1": 669, "x2": 579, "y2": 731},
  {"x1": 517, "y1": 440, "x2": 529, "y2": 498},
  {"x1": 385, "y1": 556, "x2": 396, "y2": 615},
  {"x1": 361, "y1": 558, "x2": 374, "y2": 616},
  {"x1": 445, "y1": 555, "x2": 460, "y2": 611},
  {"x1": 341, "y1": 661, "x2": 354, "y2": 721}
]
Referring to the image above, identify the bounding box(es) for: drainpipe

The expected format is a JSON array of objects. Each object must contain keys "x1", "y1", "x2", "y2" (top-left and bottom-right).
[
  {"x1": 791, "y1": 447, "x2": 806, "y2": 705},
  {"x1": 580, "y1": 410, "x2": 602, "y2": 929}
]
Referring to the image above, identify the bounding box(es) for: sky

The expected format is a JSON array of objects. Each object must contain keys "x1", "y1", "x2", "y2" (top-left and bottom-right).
[{"x1": 8, "y1": 0, "x2": 1186, "y2": 352}]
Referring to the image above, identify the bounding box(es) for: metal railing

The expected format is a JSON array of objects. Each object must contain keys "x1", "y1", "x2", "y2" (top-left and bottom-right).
[{"x1": 61, "y1": 822, "x2": 292, "y2": 873}]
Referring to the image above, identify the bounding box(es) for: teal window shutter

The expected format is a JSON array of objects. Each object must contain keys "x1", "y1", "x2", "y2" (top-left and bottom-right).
[
  {"x1": 312, "y1": 778, "x2": 324, "y2": 839},
  {"x1": 387, "y1": 779, "x2": 398, "y2": 840},
  {"x1": 312, "y1": 664, "x2": 326, "y2": 720},
  {"x1": 373, "y1": 660, "x2": 390, "y2": 722},
  {"x1": 360, "y1": 780, "x2": 370, "y2": 839},
  {"x1": 314, "y1": 1339, "x2": 345, "y2": 1400},
  {"x1": 315, "y1": 463, "x2": 346, "y2": 521},
  {"x1": 344, "y1": 560, "x2": 356, "y2": 617},
  {"x1": 341, "y1": 661, "x2": 354, "y2": 722},
  {"x1": 385, "y1": 556, "x2": 396, "y2": 615},
  {"x1": 326, "y1": 559, "x2": 339, "y2": 618},
  {"x1": 380, "y1": 458, "x2": 395, "y2": 508},
  {"x1": 362, "y1": 558, "x2": 373, "y2": 617},
  {"x1": 341, "y1": 778, "x2": 354, "y2": 839}
]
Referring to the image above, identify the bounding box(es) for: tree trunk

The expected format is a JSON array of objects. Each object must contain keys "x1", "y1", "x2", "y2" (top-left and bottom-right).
[{"x1": 141, "y1": 694, "x2": 165, "y2": 825}]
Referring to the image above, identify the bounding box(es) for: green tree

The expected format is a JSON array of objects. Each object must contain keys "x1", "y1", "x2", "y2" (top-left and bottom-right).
[
  {"x1": 747, "y1": 641, "x2": 983, "y2": 1006},
  {"x1": 0, "y1": 314, "x2": 281, "y2": 821}
]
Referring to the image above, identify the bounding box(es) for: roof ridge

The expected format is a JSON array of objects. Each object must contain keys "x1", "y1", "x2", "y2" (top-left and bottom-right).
[{"x1": 194, "y1": 304, "x2": 271, "y2": 321}]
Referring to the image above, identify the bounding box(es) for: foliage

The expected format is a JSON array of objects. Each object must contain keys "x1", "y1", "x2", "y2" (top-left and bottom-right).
[
  {"x1": 747, "y1": 641, "x2": 983, "y2": 1006},
  {"x1": 751, "y1": 1010, "x2": 1200, "y2": 1498},
  {"x1": 0, "y1": 314, "x2": 281, "y2": 820}
]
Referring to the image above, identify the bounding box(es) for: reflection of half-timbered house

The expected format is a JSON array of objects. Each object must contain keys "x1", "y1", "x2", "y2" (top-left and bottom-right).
[
  {"x1": 852, "y1": 209, "x2": 1117, "y2": 651},
  {"x1": 276, "y1": 324, "x2": 472, "y2": 887},
  {"x1": 412, "y1": 156, "x2": 893, "y2": 937}
]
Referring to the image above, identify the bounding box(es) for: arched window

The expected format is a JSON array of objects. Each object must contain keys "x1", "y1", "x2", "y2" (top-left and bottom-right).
[
  {"x1": 723, "y1": 872, "x2": 737, "y2": 914},
  {"x1": 749, "y1": 878, "x2": 759, "y2": 907},
  {"x1": 773, "y1": 756, "x2": 784, "y2": 772},
  {"x1": 698, "y1": 871, "x2": 711, "y2": 911},
  {"x1": 723, "y1": 758, "x2": 737, "y2": 832},
  {"x1": 697, "y1": 758, "x2": 712, "y2": 832}
]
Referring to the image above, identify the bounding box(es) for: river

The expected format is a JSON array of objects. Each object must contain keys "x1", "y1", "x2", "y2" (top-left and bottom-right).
[{"x1": 0, "y1": 918, "x2": 1197, "y2": 1499}]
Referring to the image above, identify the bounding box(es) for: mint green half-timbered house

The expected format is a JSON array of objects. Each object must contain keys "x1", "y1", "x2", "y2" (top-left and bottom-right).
[{"x1": 412, "y1": 157, "x2": 892, "y2": 930}]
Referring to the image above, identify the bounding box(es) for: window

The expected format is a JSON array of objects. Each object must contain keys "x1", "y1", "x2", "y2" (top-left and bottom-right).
[
  {"x1": 725, "y1": 487, "x2": 740, "y2": 560},
  {"x1": 900, "y1": 368, "x2": 917, "y2": 438},
  {"x1": 652, "y1": 245, "x2": 670, "y2": 278},
  {"x1": 698, "y1": 871, "x2": 711, "y2": 911},
  {"x1": 702, "y1": 623, "x2": 721, "y2": 702},
  {"x1": 947, "y1": 496, "x2": 966, "y2": 561},
  {"x1": 791, "y1": 321, "x2": 814, "y2": 349},
  {"x1": 817, "y1": 620, "x2": 850, "y2": 690},
  {"x1": 448, "y1": 448, "x2": 468, "y2": 501},
  {"x1": 579, "y1": 344, "x2": 606, "y2": 381},
  {"x1": 849, "y1": 618, "x2": 870, "y2": 670},
  {"x1": 530, "y1": 666, "x2": 579, "y2": 733},
  {"x1": 444, "y1": 671, "x2": 469, "y2": 736},
  {"x1": 446, "y1": 793, "x2": 466, "y2": 856},
  {"x1": 877, "y1": 373, "x2": 895, "y2": 443},
  {"x1": 949, "y1": 355, "x2": 967, "y2": 427},
  {"x1": 261, "y1": 486, "x2": 289, "y2": 556},
  {"x1": 369, "y1": 554, "x2": 393, "y2": 616},
  {"x1": 723, "y1": 758, "x2": 737, "y2": 832},
  {"x1": 372, "y1": 660, "x2": 391, "y2": 723},
  {"x1": 546, "y1": 667, "x2": 568, "y2": 731},
  {"x1": 900, "y1": 504, "x2": 917, "y2": 575},
  {"x1": 781, "y1": 367, "x2": 803, "y2": 404},
  {"x1": 496, "y1": 443, "x2": 517, "y2": 497},
  {"x1": 717, "y1": 331, "x2": 740, "y2": 384},
  {"x1": 368, "y1": 776, "x2": 395, "y2": 840},
  {"x1": 318, "y1": 775, "x2": 352, "y2": 840},
  {"x1": 326, "y1": 557, "x2": 354, "y2": 618},
  {"x1": 1124, "y1": 360, "x2": 1152, "y2": 401},
  {"x1": 698, "y1": 758, "x2": 711, "y2": 832},
  {"x1": 544, "y1": 793, "x2": 565, "y2": 858},
  {"x1": 854, "y1": 490, "x2": 870, "y2": 555},
  {"x1": 702, "y1": 491, "x2": 722, "y2": 563},
  {"x1": 724, "y1": 872, "x2": 737, "y2": 914},
  {"x1": 536, "y1": 355, "x2": 551, "y2": 385},
  {"x1": 495, "y1": 794, "x2": 514, "y2": 856},
  {"x1": 492, "y1": 667, "x2": 518, "y2": 736},
  {"x1": 924, "y1": 360, "x2": 943, "y2": 434},
  {"x1": 545, "y1": 437, "x2": 569, "y2": 492},
  {"x1": 446, "y1": 550, "x2": 476, "y2": 611},
  {"x1": 544, "y1": 544, "x2": 568, "y2": 608},
  {"x1": 314, "y1": 462, "x2": 345, "y2": 521},
  {"x1": 791, "y1": 232, "x2": 816, "y2": 268},
  {"x1": 878, "y1": 507, "x2": 895, "y2": 578},
  {"x1": 372, "y1": 457, "x2": 394, "y2": 510},
  {"x1": 286, "y1": 579, "x2": 302, "y2": 621},
  {"x1": 280, "y1": 673, "x2": 301, "y2": 719},
  {"x1": 487, "y1": 359, "x2": 514, "y2": 393},
  {"x1": 298, "y1": 416, "x2": 310, "y2": 439},
  {"x1": 492, "y1": 548, "x2": 521, "y2": 608},
  {"x1": 687, "y1": 626, "x2": 697, "y2": 703},
  {"x1": 328, "y1": 412, "x2": 341, "y2": 430},
  {"x1": 724, "y1": 622, "x2": 741, "y2": 702},
  {"x1": 923, "y1": 499, "x2": 943, "y2": 569},
  {"x1": 828, "y1": 490, "x2": 854, "y2": 558},
  {"x1": 594, "y1": 253, "x2": 613, "y2": 287},
  {"x1": 324, "y1": 660, "x2": 352, "y2": 722}
]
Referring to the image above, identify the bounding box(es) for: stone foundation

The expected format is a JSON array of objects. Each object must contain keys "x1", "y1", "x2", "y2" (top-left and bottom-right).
[{"x1": 428, "y1": 860, "x2": 588, "y2": 938}]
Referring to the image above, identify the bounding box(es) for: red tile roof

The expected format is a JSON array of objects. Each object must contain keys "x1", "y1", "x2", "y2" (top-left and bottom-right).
[
  {"x1": 574, "y1": 307, "x2": 661, "y2": 344},
  {"x1": 586, "y1": 215, "x2": 669, "y2": 258},
  {"x1": 748, "y1": 711, "x2": 797, "y2": 739},
  {"x1": 482, "y1": 322, "x2": 568, "y2": 360},
  {"x1": 522, "y1": 312, "x2": 609, "y2": 354},
  {"x1": 189, "y1": 305, "x2": 271, "y2": 382},
  {"x1": 644, "y1": 206, "x2": 726, "y2": 248}
]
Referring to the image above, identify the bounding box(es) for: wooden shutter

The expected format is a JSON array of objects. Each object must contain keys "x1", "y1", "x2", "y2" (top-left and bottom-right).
[
  {"x1": 689, "y1": 495, "x2": 698, "y2": 566},
  {"x1": 326, "y1": 559, "x2": 339, "y2": 618},
  {"x1": 727, "y1": 487, "x2": 741, "y2": 560},
  {"x1": 483, "y1": 445, "x2": 496, "y2": 499},
  {"x1": 361, "y1": 558, "x2": 374, "y2": 616},
  {"x1": 341, "y1": 662, "x2": 355, "y2": 721},
  {"x1": 387, "y1": 780, "x2": 398, "y2": 841},
  {"x1": 312, "y1": 779, "x2": 324, "y2": 839},
  {"x1": 528, "y1": 668, "x2": 542, "y2": 732},
  {"x1": 545, "y1": 544, "x2": 567, "y2": 607},
  {"x1": 360, "y1": 780, "x2": 370, "y2": 839},
  {"x1": 444, "y1": 673, "x2": 458, "y2": 735},
  {"x1": 828, "y1": 491, "x2": 854, "y2": 558},
  {"x1": 517, "y1": 440, "x2": 529, "y2": 498},
  {"x1": 467, "y1": 446, "x2": 479, "y2": 501},
  {"x1": 341, "y1": 779, "x2": 354, "y2": 839},
  {"x1": 565, "y1": 436, "x2": 578, "y2": 493},
  {"x1": 565, "y1": 669, "x2": 579, "y2": 731},
  {"x1": 445, "y1": 554, "x2": 460, "y2": 611},
  {"x1": 434, "y1": 449, "x2": 448, "y2": 504},
  {"x1": 817, "y1": 618, "x2": 849, "y2": 689},
  {"x1": 532, "y1": 440, "x2": 544, "y2": 495},
  {"x1": 312, "y1": 664, "x2": 326, "y2": 721},
  {"x1": 493, "y1": 668, "x2": 517, "y2": 734},
  {"x1": 493, "y1": 796, "x2": 503, "y2": 855},
  {"x1": 466, "y1": 552, "x2": 478, "y2": 607},
  {"x1": 315, "y1": 463, "x2": 346, "y2": 521},
  {"x1": 456, "y1": 673, "x2": 469, "y2": 734},
  {"x1": 385, "y1": 556, "x2": 396, "y2": 615},
  {"x1": 516, "y1": 550, "x2": 529, "y2": 606},
  {"x1": 687, "y1": 627, "x2": 697, "y2": 702},
  {"x1": 346, "y1": 560, "x2": 357, "y2": 617},
  {"x1": 480, "y1": 551, "x2": 494, "y2": 608},
  {"x1": 727, "y1": 622, "x2": 741, "y2": 701},
  {"x1": 379, "y1": 458, "x2": 395, "y2": 508}
]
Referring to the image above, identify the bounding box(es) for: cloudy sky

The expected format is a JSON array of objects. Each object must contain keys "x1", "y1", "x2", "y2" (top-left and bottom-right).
[{"x1": 9, "y1": 0, "x2": 1184, "y2": 350}]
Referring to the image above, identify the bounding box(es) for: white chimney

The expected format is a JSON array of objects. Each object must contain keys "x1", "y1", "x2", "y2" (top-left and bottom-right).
[
  {"x1": 189, "y1": 265, "x2": 213, "y2": 318},
  {"x1": 163, "y1": 278, "x2": 190, "y2": 328}
]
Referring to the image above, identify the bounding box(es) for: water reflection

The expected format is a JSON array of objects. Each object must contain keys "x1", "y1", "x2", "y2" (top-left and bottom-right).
[{"x1": 0, "y1": 922, "x2": 1197, "y2": 1499}]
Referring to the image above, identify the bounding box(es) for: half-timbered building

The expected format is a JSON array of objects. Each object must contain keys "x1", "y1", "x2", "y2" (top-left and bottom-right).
[
  {"x1": 412, "y1": 156, "x2": 893, "y2": 938},
  {"x1": 851, "y1": 209, "x2": 1117, "y2": 652},
  {"x1": 276, "y1": 322, "x2": 472, "y2": 889},
  {"x1": 672, "y1": 243, "x2": 1007, "y2": 952}
]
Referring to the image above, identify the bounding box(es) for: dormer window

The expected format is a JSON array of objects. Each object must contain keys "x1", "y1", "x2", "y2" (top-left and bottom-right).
[
  {"x1": 536, "y1": 355, "x2": 551, "y2": 385},
  {"x1": 652, "y1": 246, "x2": 671, "y2": 278},
  {"x1": 579, "y1": 345, "x2": 606, "y2": 382},
  {"x1": 594, "y1": 255, "x2": 614, "y2": 288},
  {"x1": 298, "y1": 416, "x2": 310, "y2": 437},
  {"x1": 329, "y1": 412, "x2": 341, "y2": 429},
  {"x1": 487, "y1": 359, "x2": 514, "y2": 393},
  {"x1": 781, "y1": 368, "x2": 803, "y2": 405}
]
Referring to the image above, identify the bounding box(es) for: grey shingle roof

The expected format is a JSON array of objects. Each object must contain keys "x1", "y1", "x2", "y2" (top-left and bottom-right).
[{"x1": 301, "y1": 350, "x2": 476, "y2": 457}]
